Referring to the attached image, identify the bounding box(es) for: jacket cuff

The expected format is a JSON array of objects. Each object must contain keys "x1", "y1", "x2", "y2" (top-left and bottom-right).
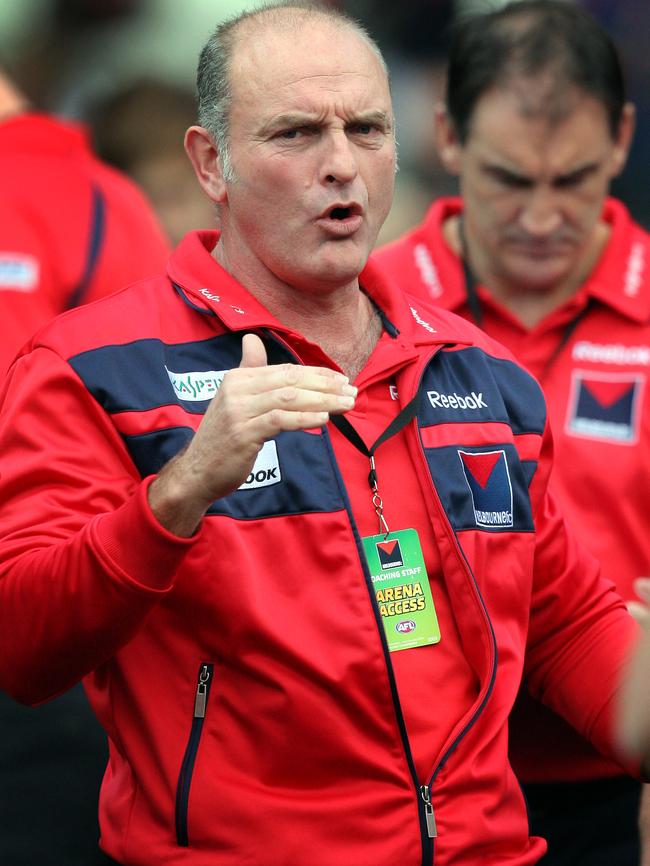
[{"x1": 93, "y1": 476, "x2": 199, "y2": 592}]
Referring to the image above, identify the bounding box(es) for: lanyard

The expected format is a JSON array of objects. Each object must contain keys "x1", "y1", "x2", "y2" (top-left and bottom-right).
[
  {"x1": 329, "y1": 391, "x2": 421, "y2": 537},
  {"x1": 458, "y1": 217, "x2": 592, "y2": 381}
]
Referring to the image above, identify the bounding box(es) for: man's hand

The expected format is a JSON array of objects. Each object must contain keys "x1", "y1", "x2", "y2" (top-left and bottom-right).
[
  {"x1": 617, "y1": 579, "x2": 650, "y2": 768},
  {"x1": 148, "y1": 333, "x2": 357, "y2": 536}
]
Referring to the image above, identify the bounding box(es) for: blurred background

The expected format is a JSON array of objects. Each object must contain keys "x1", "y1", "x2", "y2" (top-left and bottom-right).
[{"x1": 0, "y1": 0, "x2": 648, "y2": 244}]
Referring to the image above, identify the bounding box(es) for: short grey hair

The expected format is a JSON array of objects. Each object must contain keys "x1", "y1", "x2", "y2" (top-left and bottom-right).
[{"x1": 196, "y1": 1, "x2": 390, "y2": 183}]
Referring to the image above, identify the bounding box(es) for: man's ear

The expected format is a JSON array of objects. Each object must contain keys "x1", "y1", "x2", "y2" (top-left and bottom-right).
[
  {"x1": 184, "y1": 125, "x2": 228, "y2": 203},
  {"x1": 609, "y1": 102, "x2": 636, "y2": 179},
  {"x1": 434, "y1": 103, "x2": 463, "y2": 176}
]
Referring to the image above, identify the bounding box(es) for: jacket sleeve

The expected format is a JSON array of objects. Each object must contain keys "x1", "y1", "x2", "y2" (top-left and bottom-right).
[
  {"x1": 0, "y1": 347, "x2": 196, "y2": 704},
  {"x1": 523, "y1": 418, "x2": 641, "y2": 774}
]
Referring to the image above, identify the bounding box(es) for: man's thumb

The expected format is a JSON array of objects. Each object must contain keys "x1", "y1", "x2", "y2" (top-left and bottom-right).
[{"x1": 240, "y1": 333, "x2": 268, "y2": 368}]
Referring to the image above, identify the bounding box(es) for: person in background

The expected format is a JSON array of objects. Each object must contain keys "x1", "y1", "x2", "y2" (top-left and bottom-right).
[
  {"x1": 0, "y1": 3, "x2": 643, "y2": 864},
  {"x1": 0, "y1": 68, "x2": 170, "y2": 866},
  {"x1": 89, "y1": 79, "x2": 217, "y2": 245},
  {"x1": 0, "y1": 68, "x2": 170, "y2": 376},
  {"x1": 375, "y1": 2, "x2": 648, "y2": 863}
]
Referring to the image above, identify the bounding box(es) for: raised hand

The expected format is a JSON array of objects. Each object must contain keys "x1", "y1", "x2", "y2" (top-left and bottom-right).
[{"x1": 148, "y1": 333, "x2": 356, "y2": 536}]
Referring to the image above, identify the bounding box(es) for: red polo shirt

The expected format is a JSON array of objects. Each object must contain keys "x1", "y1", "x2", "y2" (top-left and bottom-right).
[{"x1": 375, "y1": 196, "x2": 650, "y2": 782}]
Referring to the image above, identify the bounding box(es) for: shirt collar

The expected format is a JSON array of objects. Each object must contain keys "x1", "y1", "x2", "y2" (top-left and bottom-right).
[
  {"x1": 427, "y1": 196, "x2": 650, "y2": 323},
  {"x1": 582, "y1": 198, "x2": 650, "y2": 322}
]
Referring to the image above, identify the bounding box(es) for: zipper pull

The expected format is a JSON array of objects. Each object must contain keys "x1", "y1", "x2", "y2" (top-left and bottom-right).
[
  {"x1": 420, "y1": 785, "x2": 437, "y2": 838},
  {"x1": 193, "y1": 664, "x2": 211, "y2": 718}
]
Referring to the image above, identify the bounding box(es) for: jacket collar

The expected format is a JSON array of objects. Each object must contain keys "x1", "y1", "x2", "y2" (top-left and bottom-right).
[{"x1": 168, "y1": 229, "x2": 473, "y2": 350}]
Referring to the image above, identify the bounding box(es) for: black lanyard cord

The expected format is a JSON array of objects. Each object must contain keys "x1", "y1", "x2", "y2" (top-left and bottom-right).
[
  {"x1": 458, "y1": 216, "x2": 592, "y2": 382},
  {"x1": 329, "y1": 391, "x2": 421, "y2": 488},
  {"x1": 458, "y1": 216, "x2": 483, "y2": 327}
]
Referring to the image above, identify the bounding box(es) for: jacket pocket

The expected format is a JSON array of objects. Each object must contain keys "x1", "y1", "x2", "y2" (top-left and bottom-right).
[{"x1": 175, "y1": 661, "x2": 214, "y2": 846}]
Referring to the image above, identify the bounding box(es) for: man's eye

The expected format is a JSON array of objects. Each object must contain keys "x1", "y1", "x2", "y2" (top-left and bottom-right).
[
  {"x1": 490, "y1": 170, "x2": 531, "y2": 189},
  {"x1": 351, "y1": 123, "x2": 378, "y2": 136},
  {"x1": 554, "y1": 171, "x2": 590, "y2": 189},
  {"x1": 279, "y1": 129, "x2": 300, "y2": 140}
]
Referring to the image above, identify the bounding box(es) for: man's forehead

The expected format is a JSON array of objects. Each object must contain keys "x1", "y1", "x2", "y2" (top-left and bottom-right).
[
  {"x1": 230, "y1": 14, "x2": 387, "y2": 95},
  {"x1": 469, "y1": 79, "x2": 608, "y2": 138},
  {"x1": 457, "y1": 83, "x2": 619, "y2": 184}
]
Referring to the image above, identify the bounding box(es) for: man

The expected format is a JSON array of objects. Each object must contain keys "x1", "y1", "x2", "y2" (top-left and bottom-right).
[
  {"x1": 0, "y1": 70, "x2": 170, "y2": 865},
  {"x1": 375, "y1": 2, "x2": 648, "y2": 863},
  {"x1": 0, "y1": 3, "x2": 640, "y2": 864}
]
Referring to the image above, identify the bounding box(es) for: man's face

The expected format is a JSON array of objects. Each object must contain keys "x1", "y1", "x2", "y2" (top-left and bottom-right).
[
  {"x1": 439, "y1": 83, "x2": 633, "y2": 296},
  {"x1": 213, "y1": 18, "x2": 396, "y2": 296}
]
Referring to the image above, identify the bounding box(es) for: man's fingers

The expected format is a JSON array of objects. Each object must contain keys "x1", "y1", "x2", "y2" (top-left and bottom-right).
[
  {"x1": 240, "y1": 333, "x2": 268, "y2": 369},
  {"x1": 628, "y1": 601, "x2": 650, "y2": 628},
  {"x1": 226, "y1": 361, "x2": 354, "y2": 399},
  {"x1": 635, "y1": 578, "x2": 650, "y2": 605},
  {"x1": 233, "y1": 383, "x2": 356, "y2": 422},
  {"x1": 259, "y1": 408, "x2": 331, "y2": 435}
]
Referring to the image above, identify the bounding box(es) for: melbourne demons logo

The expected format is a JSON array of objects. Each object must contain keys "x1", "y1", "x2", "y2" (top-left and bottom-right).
[
  {"x1": 458, "y1": 449, "x2": 514, "y2": 529},
  {"x1": 566, "y1": 371, "x2": 644, "y2": 444},
  {"x1": 376, "y1": 538, "x2": 404, "y2": 569}
]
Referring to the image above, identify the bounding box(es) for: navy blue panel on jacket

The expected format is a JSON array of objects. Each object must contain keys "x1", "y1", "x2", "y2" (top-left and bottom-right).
[
  {"x1": 417, "y1": 346, "x2": 546, "y2": 435},
  {"x1": 125, "y1": 428, "x2": 345, "y2": 519},
  {"x1": 67, "y1": 332, "x2": 292, "y2": 415},
  {"x1": 420, "y1": 442, "x2": 534, "y2": 533},
  {"x1": 415, "y1": 347, "x2": 544, "y2": 533}
]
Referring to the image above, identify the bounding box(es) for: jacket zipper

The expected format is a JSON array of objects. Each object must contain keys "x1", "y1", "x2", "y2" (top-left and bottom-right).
[
  {"x1": 264, "y1": 332, "x2": 452, "y2": 864},
  {"x1": 316, "y1": 422, "x2": 435, "y2": 866},
  {"x1": 175, "y1": 662, "x2": 214, "y2": 846},
  {"x1": 409, "y1": 357, "x2": 499, "y2": 851}
]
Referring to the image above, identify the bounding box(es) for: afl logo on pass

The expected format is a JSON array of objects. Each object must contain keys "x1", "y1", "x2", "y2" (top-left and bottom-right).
[{"x1": 396, "y1": 620, "x2": 416, "y2": 634}]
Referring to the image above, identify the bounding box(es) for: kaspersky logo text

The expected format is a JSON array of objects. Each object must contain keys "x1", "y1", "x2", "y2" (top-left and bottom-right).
[{"x1": 427, "y1": 390, "x2": 487, "y2": 410}]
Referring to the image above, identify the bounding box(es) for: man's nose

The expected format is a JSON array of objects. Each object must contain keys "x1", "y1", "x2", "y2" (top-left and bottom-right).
[
  {"x1": 519, "y1": 187, "x2": 562, "y2": 236},
  {"x1": 321, "y1": 130, "x2": 359, "y2": 185}
]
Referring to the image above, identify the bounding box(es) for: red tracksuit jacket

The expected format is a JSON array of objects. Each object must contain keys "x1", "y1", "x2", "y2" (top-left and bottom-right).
[{"x1": 0, "y1": 231, "x2": 637, "y2": 865}]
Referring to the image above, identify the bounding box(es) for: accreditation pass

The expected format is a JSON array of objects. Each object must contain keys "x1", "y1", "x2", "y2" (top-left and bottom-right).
[{"x1": 362, "y1": 528, "x2": 441, "y2": 652}]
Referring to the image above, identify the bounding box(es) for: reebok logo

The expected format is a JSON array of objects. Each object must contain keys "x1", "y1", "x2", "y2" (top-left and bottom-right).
[
  {"x1": 572, "y1": 341, "x2": 650, "y2": 367},
  {"x1": 238, "y1": 440, "x2": 282, "y2": 490},
  {"x1": 427, "y1": 390, "x2": 487, "y2": 410}
]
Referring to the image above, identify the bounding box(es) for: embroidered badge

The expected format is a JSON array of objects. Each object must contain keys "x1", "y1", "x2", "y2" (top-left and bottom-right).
[
  {"x1": 566, "y1": 370, "x2": 644, "y2": 445},
  {"x1": 458, "y1": 449, "x2": 514, "y2": 529}
]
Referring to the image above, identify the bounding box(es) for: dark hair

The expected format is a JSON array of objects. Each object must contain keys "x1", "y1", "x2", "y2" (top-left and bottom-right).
[{"x1": 446, "y1": 0, "x2": 626, "y2": 142}]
